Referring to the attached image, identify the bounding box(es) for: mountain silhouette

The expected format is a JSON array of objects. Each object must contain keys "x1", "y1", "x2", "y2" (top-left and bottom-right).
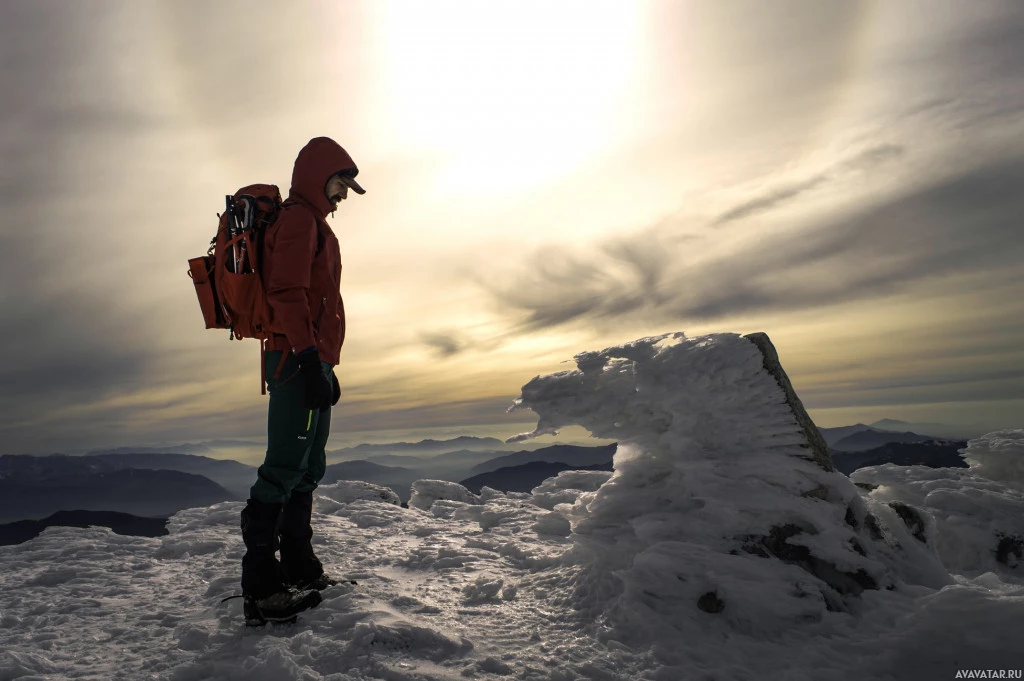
[
  {"x1": 460, "y1": 460, "x2": 614, "y2": 494},
  {"x1": 0, "y1": 510, "x2": 168, "y2": 546},
  {"x1": 831, "y1": 440, "x2": 969, "y2": 475},
  {"x1": 0, "y1": 455, "x2": 237, "y2": 522},
  {"x1": 831, "y1": 429, "x2": 936, "y2": 451}
]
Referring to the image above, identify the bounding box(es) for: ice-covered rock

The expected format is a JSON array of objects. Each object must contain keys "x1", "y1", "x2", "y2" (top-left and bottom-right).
[
  {"x1": 530, "y1": 469, "x2": 613, "y2": 510},
  {"x1": 510, "y1": 331, "x2": 952, "y2": 642},
  {"x1": 408, "y1": 479, "x2": 479, "y2": 511},
  {"x1": 315, "y1": 480, "x2": 400, "y2": 512},
  {"x1": 853, "y1": 430, "x2": 1024, "y2": 581},
  {"x1": 960, "y1": 429, "x2": 1024, "y2": 486}
]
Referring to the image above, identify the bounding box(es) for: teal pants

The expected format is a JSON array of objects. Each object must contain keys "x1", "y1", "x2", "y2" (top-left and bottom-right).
[{"x1": 249, "y1": 350, "x2": 332, "y2": 504}]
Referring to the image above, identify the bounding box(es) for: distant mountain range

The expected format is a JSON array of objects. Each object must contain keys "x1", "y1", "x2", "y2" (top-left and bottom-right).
[
  {"x1": 818, "y1": 422, "x2": 936, "y2": 450},
  {"x1": 869, "y1": 419, "x2": 982, "y2": 439},
  {"x1": 831, "y1": 440, "x2": 969, "y2": 475},
  {"x1": 818, "y1": 420, "x2": 981, "y2": 447},
  {"x1": 328, "y1": 436, "x2": 507, "y2": 461},
  {"x1": 830, "y1": 429, "x2": 936, "y2": 452},
  {"x1": 82, "y1": 452, "x2": 256, "y2": 498},
  {"x1": 460, "y1": 460, "x2": 614, "y2": 494},
  {"x1": 0, "y1": 454, "x2": 238, "y2": 523},
  {"x1": 0, "y1": 510, "x2": 169, "y2": 546},
  {"x1": 86, "y1": 443, "x2": 222, "y2": 457},
  {"x1": 469, "y1": 444, "x2": 618, "y2": 475}
]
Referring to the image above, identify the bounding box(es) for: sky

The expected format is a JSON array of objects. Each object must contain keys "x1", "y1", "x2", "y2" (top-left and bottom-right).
[{"x1": 1, "y1": 0, "x2": 1023, "y2": 455}]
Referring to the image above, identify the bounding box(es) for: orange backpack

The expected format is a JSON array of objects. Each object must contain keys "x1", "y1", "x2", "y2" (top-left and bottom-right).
[{"x1": 188, "y1": 184, "x2": 282, "y2": 392}]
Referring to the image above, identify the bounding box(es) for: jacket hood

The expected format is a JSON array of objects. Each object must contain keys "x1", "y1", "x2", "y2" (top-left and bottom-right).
[{"x1": 289, "y1": 137, "x2": 359, "y2": 216}]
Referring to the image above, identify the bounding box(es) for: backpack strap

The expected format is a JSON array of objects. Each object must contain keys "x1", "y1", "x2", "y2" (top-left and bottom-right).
[
  {"x1": 260, "y1": 338, "x2": 267, "y2": 396},
  {"x1": 273, "y1": 349, "x2": 290, "y2": 381},
  {"x1": 259, "y1": 338, "x2": 295, "y2": 395}
]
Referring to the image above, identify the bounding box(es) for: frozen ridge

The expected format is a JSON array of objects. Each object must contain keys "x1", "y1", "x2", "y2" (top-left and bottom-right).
[{"x1": 0, "y1": 331, "x2": 1022, "y2": 681}]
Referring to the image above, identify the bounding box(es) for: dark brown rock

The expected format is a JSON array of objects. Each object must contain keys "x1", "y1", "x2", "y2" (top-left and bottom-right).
[
  {"x1": 740, "y1": 523, "x2": 879, "y2": 600},
  {"x1": 844, "y1": 506, "x2": 860, "y2": 529},
  {"x1": 889, "y1": 502, "x2": 928, "y2": 543},
  {"x1": 864, "y1": 514, "x2": 885, "y2": 542},
  {"x1": 743, "y1": 332, "x2": 834, "y2": 472},
  {"x1": 995, "y1": 534, "x2": 1023, "y2": 566},
  {"x1": 697, "y1": 591, "x2": 725, "y2": 614}
]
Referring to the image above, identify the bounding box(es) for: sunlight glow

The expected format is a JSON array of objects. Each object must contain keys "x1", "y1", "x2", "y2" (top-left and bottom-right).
[{"x1": 374, "y1": 0, "x2": 644, "y2": 195}]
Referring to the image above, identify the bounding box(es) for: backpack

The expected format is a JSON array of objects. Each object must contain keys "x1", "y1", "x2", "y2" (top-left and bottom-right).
[{"x1": 188, "y1": 184, "x2": 283, "y2": 392}]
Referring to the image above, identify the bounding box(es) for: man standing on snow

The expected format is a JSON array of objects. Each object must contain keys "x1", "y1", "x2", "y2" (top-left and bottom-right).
[{"x1": 240, "y1": 136, "x2": 366, "y2": 626}]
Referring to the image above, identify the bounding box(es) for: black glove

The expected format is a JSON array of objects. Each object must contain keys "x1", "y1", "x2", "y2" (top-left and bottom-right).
[
  {"x1": 330, "y1": 370, "x2": 341, "y2": 407},
  {"x1": 296, "y1": 348, "x2": 332, "y2": 411}
]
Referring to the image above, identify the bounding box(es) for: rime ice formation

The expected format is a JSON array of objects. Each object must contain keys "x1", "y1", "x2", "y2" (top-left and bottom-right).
[
  {"x1": 316, "y1": 481, "x2": 401, "y2": 510},
  {"x1": 408, "y1": 479, "x2": 481, "y2": 511},
  {"x1": 508, "y1": 332, "x2": 952, "y2": 644},
  {"x1": 960, "y1": 429, "x2": 1024, "y2": 485},
  {"x1": 530, "y1": 470, "x2": 613, "y2": 511}
]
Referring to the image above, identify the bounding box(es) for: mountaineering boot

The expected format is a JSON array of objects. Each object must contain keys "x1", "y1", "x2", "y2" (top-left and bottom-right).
[
  {"x1": 243, "y1": 588, "x2": 323, "y2": 627},
  {"x1": 241, "y1": 498, "x2": 322, "y2": 625},
  {"x1": 297, "y1": 573, "x2": 338, "y2": 591},
  {"x1": 241, "y1": 498, "x2": 286, "y2": 597},
  {"x1": 279, "y1": 490, "x2": 337, "y2": 590}
]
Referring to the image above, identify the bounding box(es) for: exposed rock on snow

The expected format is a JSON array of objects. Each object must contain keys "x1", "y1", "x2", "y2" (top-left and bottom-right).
[
  {"x1": 888, "y1": 501, "x2": 929, "y2": 543},
  {"x1": 696, "y1": 590, "x2": 726, "y2": 614},
  {"x1": 996, "y1": 533, "x2": 1023, "y2": 567},
  {"x1": 744, "y1": 331, "x2": 834, "y2": 471}
]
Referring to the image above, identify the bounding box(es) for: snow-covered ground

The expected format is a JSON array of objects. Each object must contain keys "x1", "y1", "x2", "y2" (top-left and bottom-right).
[{"x1": 1, "y1": 332, "x2": 1022, "y2": 681}]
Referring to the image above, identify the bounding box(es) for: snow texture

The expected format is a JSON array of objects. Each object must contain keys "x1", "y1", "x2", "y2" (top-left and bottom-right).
[
  {"x1": 315, "y1": 481, "x2": 402, "y2": 513},
  {"x1": 1, "y1": 332, "x2": 1022, "y2": 680},
  {"x1": 960, "y1": 429, "x2": 1024, "y2": 486},
  {"x1": 853, "y1": 429, "x2": 1024, "y2": 580},
  {"x1": 408, "y1": 479, "x2": 480, "y2": 511}
]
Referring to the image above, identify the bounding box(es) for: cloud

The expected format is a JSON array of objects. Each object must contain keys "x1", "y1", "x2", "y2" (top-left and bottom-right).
[
  {"x1": 0, "y1": 289, "x2": 160, "y2": 424},
  {"x1": 481, "y1": 154, "x2": 1024, "y2": 331},
  {"x1": 714, "y1": 144, "x2": 905, "y2": 225},
  {"x1": 801, "y1": 369, "x2": 1024, "y2": 409},
  {"x1": 715, "y1": 176, "x2": 828, "y2": 224},
  {"x1": 331, "y1": 395, "x2": 531, "y2": 433},
  {"x1": 421, "y1": 332, "x2": 464, "y2": 358}
]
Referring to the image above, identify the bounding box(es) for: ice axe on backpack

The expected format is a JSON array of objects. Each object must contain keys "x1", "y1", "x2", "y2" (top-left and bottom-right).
[
  {"x1": 188, "y1": 184, "x2": 283, "y2": 393},
  {"x1": 224, "y1": 195, "x2": 240, "y2": 273}
]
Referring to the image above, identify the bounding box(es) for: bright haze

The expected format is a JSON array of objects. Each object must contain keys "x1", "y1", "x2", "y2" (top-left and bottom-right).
[{"x1": 1, "y1": 0, "x2": 1022, "y2": 455}]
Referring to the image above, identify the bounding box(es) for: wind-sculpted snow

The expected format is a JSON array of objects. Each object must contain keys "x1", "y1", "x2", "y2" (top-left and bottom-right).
[
  {"x1": 853, "y1": 429, "x2": 1024, "y2": 581},
  {"x1": 960, "y1": 430, "x2": 1024, "y2": 485},
  {"x1": 1, "y1": 333, "x2": 1022, "y2": 680},
  {"x1": 530, "y1": 470, "x2": 613, "y2": 511},
  {"x1": 408, "y1": 479, "x2": 481, "y2": 511},
  {"x1": 315, "y1": 481, "x2": 402, "y2": 510}
]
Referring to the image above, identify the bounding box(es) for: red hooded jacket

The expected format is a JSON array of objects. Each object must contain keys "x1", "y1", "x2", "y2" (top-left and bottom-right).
[{"x1": 262, "y1": 137, "x2": 358, "y2": 366}]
